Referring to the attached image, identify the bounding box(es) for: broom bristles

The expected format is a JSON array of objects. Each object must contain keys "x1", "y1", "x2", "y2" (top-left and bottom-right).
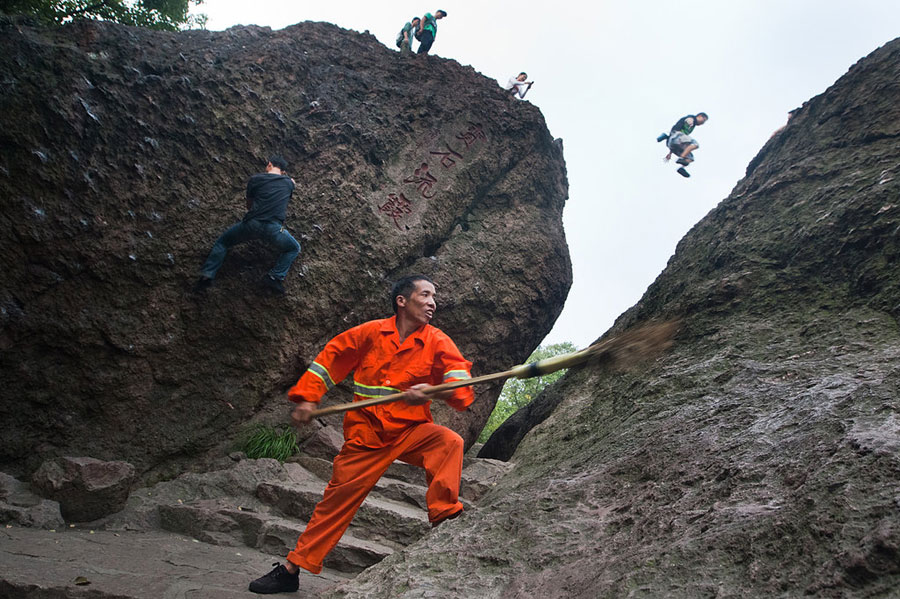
[
  {"x1": 584, "y1": 319, "x2": 680, "y2": 369},
  {"x1": 517, "y1": 319, "x2": 680, "y2": 379}
]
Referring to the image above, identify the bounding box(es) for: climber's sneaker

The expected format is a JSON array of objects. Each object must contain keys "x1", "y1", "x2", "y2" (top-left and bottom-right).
[
  {"x1": 677, "y1": 167, "x2": 691, "y2": 178},
  {"x1": 249, "y1": 563, "x2": 299, "y2": 594},
  {"x1": 262, "y1": 275, "x2": 285, "y2": 295},
  {"x1": 191, "y1": 275, "x2": 213, "y2": 293},
  {"x1": 675, "y1": 157, "x2": 691, "y2": 166}
]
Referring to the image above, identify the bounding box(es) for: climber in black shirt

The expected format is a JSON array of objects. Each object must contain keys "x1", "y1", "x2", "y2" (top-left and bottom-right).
[{"x1": 196, "y1": 156, "x2": 301, "y2": 294}]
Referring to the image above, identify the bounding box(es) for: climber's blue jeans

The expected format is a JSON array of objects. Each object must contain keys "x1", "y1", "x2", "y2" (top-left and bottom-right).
[{"x1": 200, "y1": 219, "x2": 301, "y2": 281}]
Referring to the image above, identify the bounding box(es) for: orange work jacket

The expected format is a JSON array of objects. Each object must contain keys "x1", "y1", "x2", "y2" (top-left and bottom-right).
[{"x1": 288, "y1": 316, "x2": 474, "y2": 448}]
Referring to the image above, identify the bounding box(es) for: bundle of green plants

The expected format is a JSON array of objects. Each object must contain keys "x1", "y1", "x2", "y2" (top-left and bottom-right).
[{"x1": 241, "y1": 424, "x2": 299, "y2": 462}]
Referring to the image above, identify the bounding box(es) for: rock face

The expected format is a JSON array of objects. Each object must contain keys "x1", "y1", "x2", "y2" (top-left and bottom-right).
[
  {"x1": 332, "y1": 39, "x2": 900, "y2": 597},
  {"x1": 0, "y1": 17, "x2": 571, "y2": 479}
]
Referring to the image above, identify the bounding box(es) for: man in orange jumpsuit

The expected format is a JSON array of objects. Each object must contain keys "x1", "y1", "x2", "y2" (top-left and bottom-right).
[{"x1": 249, "y1": 274, "x2": 474, "y2": 594}]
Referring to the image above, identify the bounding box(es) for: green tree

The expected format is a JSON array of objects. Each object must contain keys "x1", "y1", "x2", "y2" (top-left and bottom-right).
[
  {"x1": 0, "y1": 0, "x2": 207, "y2": 31},
  {"x1": 477, "y1": 341, "x2": 577, "y2": 443}
]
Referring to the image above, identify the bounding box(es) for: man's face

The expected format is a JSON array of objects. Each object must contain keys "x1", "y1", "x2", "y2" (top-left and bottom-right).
[
  {"x1": 516, "y1": 74, "x2": 527, "y2": 82},
  {"x1": 436, "y1": 12, "x2": 445, "y2": 19},
  {"x1": 398, "y1": 280, "x2": 436, "y2": 327},
  {"x1": 413, "y1": 19, "x2": 420, "y2": 26},
  {"x1": 696, "y1": 115, "x2": 707, "y2": 125}
]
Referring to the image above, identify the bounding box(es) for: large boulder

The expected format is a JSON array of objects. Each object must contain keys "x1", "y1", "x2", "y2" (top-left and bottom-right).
[
  {"x1": 328, "y1": 38, "x2": 900, "y2": 598},
  {"x1": 31, "y1": 456, "x2": 135, "y2": 522},
  {"x1": 0, "y1": 17, "x2": 571, "y2": 480}
]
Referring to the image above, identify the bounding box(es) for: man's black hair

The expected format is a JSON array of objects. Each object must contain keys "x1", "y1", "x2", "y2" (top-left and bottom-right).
[
  {"x1": 696, "y1": 112, "x2": 709, "y2": 120},
  {"x1": 412, "y1": 16, "x2": 421, "y2": 22},
  {"x1": 391, "y1": 274, "x2": 434, "y2": 314},
  {"x1": 436, "y1": 9, "x2": 447, "y2": 16},
  {"x1": 519, "y1": 71, "x2": 528, "y2": 78},
  {"x1": 268, "y1": 155, "x2": 288, "y2": 170}
]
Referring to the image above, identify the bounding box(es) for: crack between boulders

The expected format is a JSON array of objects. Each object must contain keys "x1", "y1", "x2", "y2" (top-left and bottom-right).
[{"x1": 453, "y1": 146, "x2": 535, "y2": 235}]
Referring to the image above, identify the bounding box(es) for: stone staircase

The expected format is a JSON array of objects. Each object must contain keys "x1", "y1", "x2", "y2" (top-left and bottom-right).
[
  {"x1": 0, "y1": 445, "x2": 513, "y2": 597},
  {"x1": 149, "y1": 455, "x2": 499, "y2": 576}
]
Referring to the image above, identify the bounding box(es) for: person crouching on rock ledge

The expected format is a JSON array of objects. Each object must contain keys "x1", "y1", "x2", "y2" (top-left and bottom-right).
[
  {"x1": 248, "y1": 274, "x2": 474, "y2": 594},
  {"x1": 396, "y1": 16, "x2": 421, "y2": 54},
  {"x1": 506, "y1": 72, "x2": 534, "y2": 99},
  {"x1": 195, "y1": 155, "x2": 301, "y2": 294}
]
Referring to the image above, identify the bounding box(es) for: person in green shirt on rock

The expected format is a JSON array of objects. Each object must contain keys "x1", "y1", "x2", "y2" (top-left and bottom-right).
[
  {"x1": 416, "y1": 9, "x2": 446, "y2": 55},
  {"x1": 396, "y1": 16, "x2": 420, "y2": 54}
]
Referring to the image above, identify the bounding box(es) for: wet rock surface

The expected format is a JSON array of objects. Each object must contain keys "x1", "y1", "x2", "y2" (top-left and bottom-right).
[
  {"x1": 334, "y1": 38, "x2": 900, "y2": 598},
  {"x1": 0, "y1": 16, "x2": 571, "y2": 481}
]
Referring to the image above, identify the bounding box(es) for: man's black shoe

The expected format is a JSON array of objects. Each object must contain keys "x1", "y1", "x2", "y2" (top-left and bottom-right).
[
  {"x1": 262, "y1": 275, "x2": 285, "y2": 295},
  {"x1": 249, "y1": 563, "x2": 299, "y2": 594},
  {"x1": 677, "y1": 167, "x2": 691, "y2": 178},
  {"x1": 656, "y1": 133, "x2": 669, "y2": 142},
  {"x1": 675, "y1": 158, "x2": 690, "y2": 166}
]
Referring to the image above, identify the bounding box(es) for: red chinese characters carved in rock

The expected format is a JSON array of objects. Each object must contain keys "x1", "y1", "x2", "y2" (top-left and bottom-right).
[
  {"x1": 429, "y1": 143, "x2": 464, "y2": 168},
  {"x1": 403, "y1": 163, "x2": 438, "y2": 199},
  {"x1": 455, "y1": 123, "x2": 486, "y2": 148},
  {"x1": 381, "y1": 123, "x2": 488, "y2": 229},
  {"x1": 379, "y1": 193, "x2": 412, "y2": 230}
]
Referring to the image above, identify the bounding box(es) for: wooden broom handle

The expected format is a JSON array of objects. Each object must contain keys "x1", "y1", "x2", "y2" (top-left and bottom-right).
[{"x1": 308, "y1": 347, "x2": 595, "y2": 418}]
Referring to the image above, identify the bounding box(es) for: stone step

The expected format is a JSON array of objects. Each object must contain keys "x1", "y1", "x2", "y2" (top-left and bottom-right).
[
  {"x1": 289, "y1": 455, "x2": 432, "y2": 510},
  {"x1": 254, "y1": 515, "x2": 394, "y2": 575},
  {"x1": 256, "y1": 481, "x2": 431, "y2": 547},
  {"x1": 460, "y1": 456, "x2": 515, "y2": 502},
  {"x1": 157, "y1": 499, "x2": 396, "y2": 574},
  {"x1": 295, "y1": 454, "x2": 513, "y2": 505},
  {"x1": 0, "y1": 472, "x2": 64, "y2": 530},
  {"x1": 372, "y1": 476, "x2": 429, "y2": 511}
]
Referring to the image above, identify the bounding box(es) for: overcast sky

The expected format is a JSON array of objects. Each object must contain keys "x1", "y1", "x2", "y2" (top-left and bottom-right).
[{"x1": 195, "y1": 0, "x2": 900, "y2": 349}]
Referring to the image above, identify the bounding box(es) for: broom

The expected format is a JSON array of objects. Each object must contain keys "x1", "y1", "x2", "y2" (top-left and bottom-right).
[{"x1": 309, "y1": 320, "x2": 679, "y2": 418}]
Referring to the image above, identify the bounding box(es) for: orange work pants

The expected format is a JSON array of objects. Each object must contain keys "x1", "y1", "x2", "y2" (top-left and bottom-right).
[{"x1": 287, "y1": 422, "x2": 464, "y2": 574}]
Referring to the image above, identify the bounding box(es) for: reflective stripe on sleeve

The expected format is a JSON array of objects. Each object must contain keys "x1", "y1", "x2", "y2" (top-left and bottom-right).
[
  {"x1": 308, "y1": 362, "x2": 336, "y2": 390},
  {"x1": 443, "y1": 369, "x2": 471, "y2": 382}
]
